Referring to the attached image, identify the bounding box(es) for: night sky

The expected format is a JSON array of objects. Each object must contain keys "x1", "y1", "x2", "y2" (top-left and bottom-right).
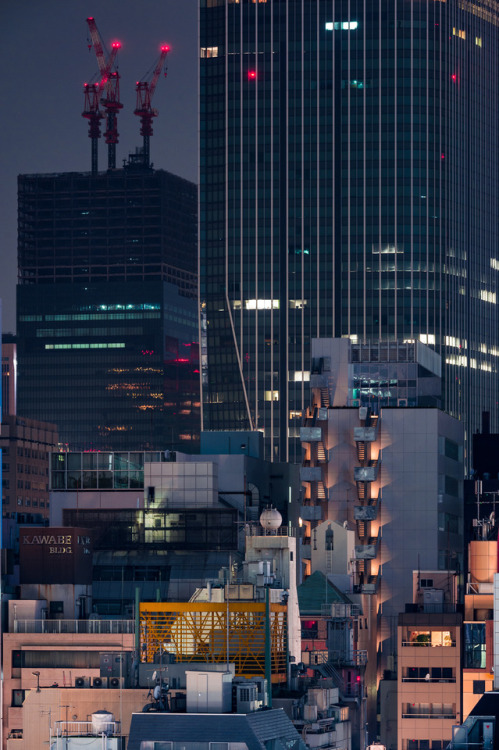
[{"x1": 1, "y1": 0, "x2": 198, "y2": 333}]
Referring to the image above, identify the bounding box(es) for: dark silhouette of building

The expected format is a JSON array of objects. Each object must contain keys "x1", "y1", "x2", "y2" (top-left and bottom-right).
[{"x1": 17, "y1": 160, "x2": 199, "y2": 451}]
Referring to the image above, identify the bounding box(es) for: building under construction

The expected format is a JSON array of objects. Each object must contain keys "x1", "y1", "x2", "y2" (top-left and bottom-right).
[{"x1": 16, "y1": 21, "x2": 198, "y2": 452}]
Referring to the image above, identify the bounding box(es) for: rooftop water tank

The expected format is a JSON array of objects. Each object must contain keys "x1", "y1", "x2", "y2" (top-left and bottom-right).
[
  {"x1": 91, "y1": 710, "x2": 115, "y2": 736},
  {"x1": 260, "y1": 507, "x2": 282, "y2": 531}
]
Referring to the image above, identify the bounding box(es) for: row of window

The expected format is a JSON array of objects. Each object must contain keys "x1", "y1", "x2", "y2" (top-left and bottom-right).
[{"x1": 2, "y1": 497, "x2": 47, "y2": 508}]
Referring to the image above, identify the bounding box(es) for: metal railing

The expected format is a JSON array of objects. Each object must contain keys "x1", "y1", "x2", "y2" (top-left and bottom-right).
[
  {"x1": 52, "y1": 721, "x2": 121, "y2": 737},
  {"x1": 402, "y1": 677, "x2": 456, "y2": 683},
  {"x1": 401, "y1": 640, "x2": 456, "y2": 648},
  {"x1": 13, "y1": 619, "x2": 134, "y2": 634},
  {"x1": 245, "y1": 525, "x2": 296, "y2": 537},
  {"x1": 402, "y1": 713, "x2": 456, "y2": 720}
]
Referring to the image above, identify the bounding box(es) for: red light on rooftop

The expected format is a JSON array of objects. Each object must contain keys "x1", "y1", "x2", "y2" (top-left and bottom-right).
[
  {"x1": 248, "y1": 70, "x2": 257, "y2": 79},
  {"x1": 451, "y1": 73, "x2": 457, "y2": 81},
  {"x1": 162, "y1": 44, "x2": 170, "y2": 52},
  {"x1": 112, "y1": 42, "x2": 121, "y2": 49},
  {"x1": 87, "y1": 17, "x2": 94, "y2": 21}
]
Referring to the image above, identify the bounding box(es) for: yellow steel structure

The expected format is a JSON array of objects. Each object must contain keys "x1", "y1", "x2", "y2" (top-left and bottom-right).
[{"x1": 140, "y1": 601, "x2": 287, "y2": 683}]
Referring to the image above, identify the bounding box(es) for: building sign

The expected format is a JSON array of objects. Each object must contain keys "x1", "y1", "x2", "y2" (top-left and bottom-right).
[{"x1": 20, "y1": 527, "x2": 93, "y2": 584}]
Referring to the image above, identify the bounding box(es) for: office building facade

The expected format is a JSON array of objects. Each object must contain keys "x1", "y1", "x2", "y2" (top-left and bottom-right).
[
  {"x1": 17, "y1": 165, "x2": 199, "y2": 451},
  {"x1": 199, "y1": 0, "x2": 499, "y2": 462}
]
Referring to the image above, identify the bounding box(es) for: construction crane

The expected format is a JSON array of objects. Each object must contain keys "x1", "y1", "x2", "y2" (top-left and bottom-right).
[
  {"x1": 134, "y1": 45, "x2": 169, "y2": 168},
  {"x1": 82, "y1": 82, "x2": 104, "y2": 175},
  {"x1": 85, "y1": 17, "x2": 122, "y2": 171},
  {"x1": 82, "y1": 34, "x2": 119, "y2": 174}
]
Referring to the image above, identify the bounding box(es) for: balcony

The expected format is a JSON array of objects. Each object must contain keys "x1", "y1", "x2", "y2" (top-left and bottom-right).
[
  {"x1": 300, "y1": 466, "x2": 323, "y2": 482},
  {"x1": 353, "y1": 427, "x2": 376, "y2": 442},
  {"x1": 13, "y1": 619, "x2": 135, "y2": 634},
  {"x1": 355, "y1": 540, "x2": 378, "y2": 560},
  {"x1": 301, "y1": 427, "x2": 323, "y2": 443},
  {"x1": 401, "y1": 713, "x2": 456, "y2": 720},
  {"x1": 401, "y1": 639, "x2": 456, "y2": 648},
  {"x1": 354, "y1": 505, "x2": 377, "y2": 521},
  {"x1": 402, "y1": 676, "x2": 456, "y2": 683},
  {"x1": 329, "y1": 649, "x2": 368, "y2": 667},
  {"x1": 354, "y1": 465, "x2": 378, "y2": 482},
  {"x1": 300, "y1": 505, "x2": 323, "y2": 521}
]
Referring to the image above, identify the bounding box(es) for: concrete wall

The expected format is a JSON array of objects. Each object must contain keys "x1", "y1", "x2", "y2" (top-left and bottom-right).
[
  {"x1": 2, "y1": 632, "x2": 134, "y2": 749},
  {"x1": 21, "y1": 687, "x2": 145, "y2": 750}
]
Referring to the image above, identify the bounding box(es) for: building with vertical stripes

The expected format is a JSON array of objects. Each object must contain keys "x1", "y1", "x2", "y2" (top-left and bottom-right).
[
  {"x1": 17, "y1": 163, "x2": 199, "y2": 451},
  {"x1": 199, "y1": 0, "x2": 499, "y2": 464}
]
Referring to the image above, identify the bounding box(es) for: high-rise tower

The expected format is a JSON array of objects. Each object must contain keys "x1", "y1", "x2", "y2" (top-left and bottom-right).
[
  {"x1": 17, "y1": 161, "x2": 199, "y2": 451},
  {"x1": 199, "y1": 0, "x2": 499, "y2": 463}
]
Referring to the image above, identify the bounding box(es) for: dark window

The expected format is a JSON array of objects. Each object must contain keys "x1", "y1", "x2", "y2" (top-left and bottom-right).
[
  {"x1": 12, "y1": 690, "x2": 26, "y2": 707},
  {"x1": 12, "y1": 650, "x2": 24, "y2": 668},
  {"x1": 473, "y1": 680, "x2": 486, "y2": 694}
]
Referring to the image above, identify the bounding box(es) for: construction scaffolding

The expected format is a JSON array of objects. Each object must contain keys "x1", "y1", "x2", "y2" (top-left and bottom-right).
[{"x1": 140, "y1": 601, "x2": 287, "y2": 682}]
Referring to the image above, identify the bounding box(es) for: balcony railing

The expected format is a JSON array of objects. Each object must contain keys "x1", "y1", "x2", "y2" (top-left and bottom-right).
[
  {"x1": 401, "y1": 640, "x2": 456, "y2": 648},
  {"x1": 402, "y1": 713, "x2": 456, "y2": 720},
  {"x1": 13, "y1": 619, "x2": 134, "y2": 634},
  {"x1": 402, "y1": 677, "x2": 456, "y2": 683},
  {"x1": 52, "y1": 721, "x2": 121, "y2": 737}
]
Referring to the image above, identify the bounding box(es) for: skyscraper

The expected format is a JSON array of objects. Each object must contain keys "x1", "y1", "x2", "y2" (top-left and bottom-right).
[
  {"x1": 199, "y1": 0, "x2": 499, "y2": 463},
  {"x1": 17, "y1": 161, "x2": 199, "y2": 451}
]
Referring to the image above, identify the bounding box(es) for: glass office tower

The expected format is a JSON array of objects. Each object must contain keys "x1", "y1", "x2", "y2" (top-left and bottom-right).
[
  {"x1": 17, "y1": 165, "x2": 200, "y2": 451},
  {"x1": 199, "y1": 0, "x2": 499, "y2": 463}
]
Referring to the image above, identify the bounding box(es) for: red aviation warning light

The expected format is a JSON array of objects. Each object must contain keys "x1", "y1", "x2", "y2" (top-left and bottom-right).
[{"x1": 248, "y1": 70, "x2": 257, "y2": 79}]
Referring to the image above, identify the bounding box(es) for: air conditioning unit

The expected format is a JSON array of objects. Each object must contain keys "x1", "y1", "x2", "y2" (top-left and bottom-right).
[
  {"x1": 92, "y1": 676, "x2": 108, "y2": 689},
  {"x1": 236, "y1": 682, "x2": 259, "y2": 713},
  {"x1": 109, "y1": 676, "x2": 124, "y2": 689},
  {"x1": 75, "y1": 676, "x2": 91, "y2": 688}
]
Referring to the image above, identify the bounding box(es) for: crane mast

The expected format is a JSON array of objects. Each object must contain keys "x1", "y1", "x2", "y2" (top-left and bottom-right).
[
  {"x1": 84, "y1": 17, "x2": 122, "y2": 171},
  {"x1": 134, "y1": 45, "x2": 169, "y2": 168}
]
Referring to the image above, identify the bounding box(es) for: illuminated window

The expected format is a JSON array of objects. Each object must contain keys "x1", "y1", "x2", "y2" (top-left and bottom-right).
[
  {"x1": 289, "y1": 300, "x2": 308, "y2": 309},
  {"x1": 293, "y1": 371, "x2": 310, "y2": 382},
  {"x1": 444, "y1": 335, "x2": 466, "y2": 349},
  {"x1": 452, "y1": 28, "x2": 466, "y2": 39},
  {"x1": 476, "y1": 37, "x2": 482, "y2": 47},
  {"x1": 491, "y1": 259, "x2": 499, "y2": 270},
  {"x1": 325, "y1": 21, "x2": 358, "y2": 31},
  {"x1": 200, "y1": 47, "x2": 218, "y2": 58},
  {"x1": 419, "y1": 334, "x2": 436, "y2": 346},
  {"x1": 244, "y1": 299, "x2": 279, "y2": 310},
  {"x1": 265, "y1": 391, "x2": 279, "y2": 401},
  {"x1": 45, "y1": 343, "x2": 126, "y2": 350},
  {"x1": 480, "y1": 290, "x2": 496, "y2": 304},
  {"x1": 372, "y1": 243, "x2": 403, "y2": 255}
]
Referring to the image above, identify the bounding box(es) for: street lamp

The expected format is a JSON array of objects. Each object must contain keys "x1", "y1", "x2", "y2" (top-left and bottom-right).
[{"x1": 32, "y1": 671, "x2": 41, "y2": 692}]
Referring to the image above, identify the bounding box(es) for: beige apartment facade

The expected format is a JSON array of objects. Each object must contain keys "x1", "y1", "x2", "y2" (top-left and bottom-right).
[
  {"x1": 397, "y1": 612, "x2": 462, "y2": 750},
  {"x1": 3, "y1": 626, "x2": 135, "y2": 749}
]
